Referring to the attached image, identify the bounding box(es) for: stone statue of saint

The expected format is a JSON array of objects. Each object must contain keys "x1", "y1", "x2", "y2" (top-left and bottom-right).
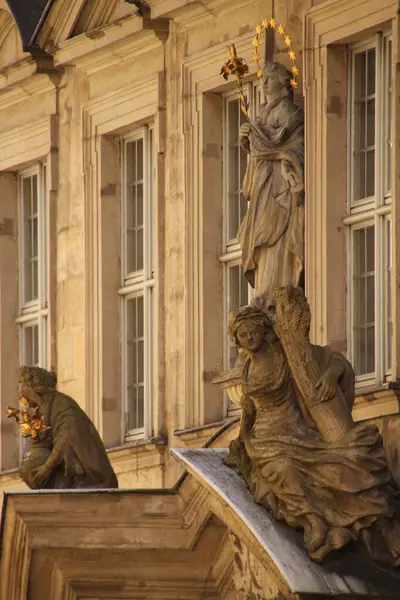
[
  {"x1": 221, "y1": 291, "x2": 400, "y2": 567},
  {"x1": 238, "y1": 61, "x2": 304, "y2": 308},
  {"x1": 14, "y1": 366, "x2": 118, "y2": 489}
]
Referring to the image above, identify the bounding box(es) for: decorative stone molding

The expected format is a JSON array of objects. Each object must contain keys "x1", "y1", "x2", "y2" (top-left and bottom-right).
[
  {"x1": 353, "y1": 388, "x2": 400, "y2": 422},
  {"x1": 35, "y1": 0, "x2": 86, "y2": 48},
  {"x1": 0, "y1": 71, "x2": 54, "y2": 109},
  {"x1": 51, "y1": 12, "x2": 169, "y2": 71},
  {"x1": 230, "y1": 533, "x2": 296, "y2": 600},
  {"x1": 0, "y1": 478, "x2": 231, "y2": 600},
  {"x1": 69, "y1": 0, "x2": 121, "y2": 37},
  {"x1": 0, "y1": 117, "x2": 51, "y2": 170},
  {"x1": 147, "y1": 0, "x2": 258, "y2": 21}
]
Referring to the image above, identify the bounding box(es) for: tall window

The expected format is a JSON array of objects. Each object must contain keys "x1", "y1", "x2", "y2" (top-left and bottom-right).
[
  {"x1": 120, "y1": 127, "x2": 154, "y2": 441},
  {"x1": 17, "y1": 166, "x2": 48, "y2": 368},
  {"x1": 347, "y1": 35, "x2": 392, "y2": 387},
  {"x1": 220, "y1": 84, "x2": 260, "y2": 410}
]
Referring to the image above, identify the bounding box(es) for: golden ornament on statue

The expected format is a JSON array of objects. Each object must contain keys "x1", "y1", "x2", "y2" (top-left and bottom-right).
[{"x1": 220, "y1": 17, "x2": 300, "y2": 116}]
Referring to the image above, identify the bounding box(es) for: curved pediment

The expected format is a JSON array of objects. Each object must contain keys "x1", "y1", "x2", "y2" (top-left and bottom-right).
[{"x1": 34, "y1": 0, "x2": 140, "y2": 51}]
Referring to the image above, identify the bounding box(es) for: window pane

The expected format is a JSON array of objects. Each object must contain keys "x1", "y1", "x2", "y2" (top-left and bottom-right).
[
  {"x1": 353, "y1": 153, "x2": 365, "y2": 201},
  {"x1": 22, "y1": 175, "x2": 39, "y2": 303},
  {"x1": 23, "y1": 324, "x2": 39, "y2": 366},
  {"x1": 126, "y1": 295, "x2": 145, "y2": 433},
  {"x1": 385, "y1": 39, "x2": 393, "y2": 195},
  {"x1": 352, "y1": 226, "x2": 375, "y2": 376},
  {"x1": 366, "y1": 49, "x2": 376, "y2": 96},
  {"x1": 226, "y1": 97, "x2": 248, "y2": 241},
  {"x1": 354, "y1": 104, "x2": 365, "y2": 152},
  {"x1": 386, "y1": 220, "x2": 392, "y2": 372},
  {"x1": 366, "y1": 149, "x2": 375, "y2": 198},
  {"x1": 352, "y1": 49, "x2": 376, "y2": 204},
  {"x1": 366, "y1": 99, "x2": 375, "y2": 147},
  {"x1": 125, "y1": 139, "x2": 145, "y2": 274},
  {"x1": 354, "y1": 52, "x2": 366, "y2": 100}
]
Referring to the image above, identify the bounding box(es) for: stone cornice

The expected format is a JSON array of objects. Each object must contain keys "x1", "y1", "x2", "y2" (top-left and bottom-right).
[
  {"x1": 147, "y1": 0, "x2": 255, "y2": 21},
  {"x1": 0, "y1": 69, "x2": 54, "y2": 110},
  {"x1": 0, "y1": 56, "x2": 37, "y2": 90},
  {"x1": 0, "y1": 116, "x2": 52, "y2": 170},
  {"x1": 304, "y1": 0, "x2": 396, "y2": 86},
  {"x1": 50, "y1": 13, "x2": 169, "y2": 72},
  {"x1": 0, "y1": 12, "x2": 168, "y2": 94}
]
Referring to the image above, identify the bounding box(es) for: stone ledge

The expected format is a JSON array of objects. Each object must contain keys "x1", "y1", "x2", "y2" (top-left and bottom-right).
[{"x1": 352, "y1": 388, "x2": 400, "y2": 422}]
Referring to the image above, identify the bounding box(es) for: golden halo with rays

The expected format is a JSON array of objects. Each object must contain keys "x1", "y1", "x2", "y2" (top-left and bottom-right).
[{"x1": 252, "y1": 18, "x2": 299, "y2": 89}]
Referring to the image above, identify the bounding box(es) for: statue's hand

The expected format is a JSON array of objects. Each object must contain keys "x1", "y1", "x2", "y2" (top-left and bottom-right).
[
  {"x1": 315, "y1": 371, "x2": 337, "y2": 403},
  {"x1": 32, "y1": 464, "x2": 51, "y2": 488},
  {"x1": 239, "y1": 122, "x2": 251, "y2": 138}
]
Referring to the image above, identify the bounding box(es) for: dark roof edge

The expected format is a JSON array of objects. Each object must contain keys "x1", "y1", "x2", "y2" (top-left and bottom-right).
[{"x1": 5, "y1": 0, "x2": 55, "y2": 52}]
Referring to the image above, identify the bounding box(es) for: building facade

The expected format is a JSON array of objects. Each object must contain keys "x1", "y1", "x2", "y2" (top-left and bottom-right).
[{"x1": 0, "y1": 0, "x2": 400, "y2": 497}]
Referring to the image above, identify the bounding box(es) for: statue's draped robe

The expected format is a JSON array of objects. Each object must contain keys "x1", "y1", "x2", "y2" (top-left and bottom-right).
[
  {"x1": 42, "y1": 391, "x2": 118, "y2": 488},
  {"x1": 227, "y1": 344, "x2": 400, "y2": 565},
  {"x1": 238, "y1": 95, "x2": 304, "y2": 306}
]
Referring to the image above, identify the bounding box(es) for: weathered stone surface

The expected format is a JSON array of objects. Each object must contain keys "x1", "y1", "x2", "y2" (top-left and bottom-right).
[{"x1": 172, "y1": 447, "x2": 400, "y2": 597}]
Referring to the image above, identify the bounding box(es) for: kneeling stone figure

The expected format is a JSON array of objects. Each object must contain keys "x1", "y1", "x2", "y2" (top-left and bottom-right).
[{"x1": 9, "y1": 366, "x2": 118, "y2": 490}]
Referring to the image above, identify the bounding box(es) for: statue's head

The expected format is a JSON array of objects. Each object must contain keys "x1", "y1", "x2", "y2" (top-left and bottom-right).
[
  {"x1": 17, "y1": 366, "x2": 57, "y2": 407},
  {"x1": 228, "y1": 305, "x2": 277, "y2": 353},
  {"x1": 262, "y1": 61, "x2": 293, "y2": 101}
]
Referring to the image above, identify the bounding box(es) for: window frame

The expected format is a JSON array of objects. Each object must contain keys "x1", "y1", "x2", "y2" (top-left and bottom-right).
[
  {"x1": 119, "y1": 125, "x2": 155, "y2": 442},
  {"x1": 16, "y1": 164, "x2": 48, "y2": 369},
  {"x1": 346, "y1": 32, "x2": 392, "y2": 389}
]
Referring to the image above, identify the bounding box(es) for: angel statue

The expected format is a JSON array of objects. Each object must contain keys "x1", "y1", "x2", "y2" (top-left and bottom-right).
[
  {"x1": 238, "y1": 61, "x2": 304, "y2": 309},
  {"x1": 216, "y1": 286, "x2": 400, "y2": 567}
]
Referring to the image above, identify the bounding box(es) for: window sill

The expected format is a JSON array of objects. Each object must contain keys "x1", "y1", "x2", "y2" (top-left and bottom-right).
[
  {"x1": 352, "y1": 387, "x2": 400, "y2": 422},
  {"x1": 0, "y1": 467, "x2": 20, "y2": 477},
  {"x1": 106, "y1": 436, "x2": 168, "y2": 470},
  {"x1": 106, "y1": 436, "x2": 167, "y2": 454},
  {"x1": 354, "y1": 382, "x2": 389, "y2": 397}
]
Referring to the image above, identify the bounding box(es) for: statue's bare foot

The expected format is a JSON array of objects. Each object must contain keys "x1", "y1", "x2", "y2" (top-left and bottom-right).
[{"x1": 304, "y1": 514, "x2": 328, "y2": 553}]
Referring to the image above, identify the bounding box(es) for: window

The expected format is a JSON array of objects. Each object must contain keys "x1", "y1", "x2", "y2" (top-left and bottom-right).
[
  {"x1": 120, "y1": 127, "x2": 154, "y2": 441},
  {"x1": 347, "y1": 35, "x2": 392, "y2": 387},
  {"x1": 17, "y1": 166, "x2": 48, "y2": 368},
  {"x1": 220, "y1": 84, "x2": 260, "y2": 408}
]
